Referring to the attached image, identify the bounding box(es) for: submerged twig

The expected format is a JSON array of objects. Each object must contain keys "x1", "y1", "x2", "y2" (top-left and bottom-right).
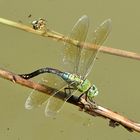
[
  {"x1": 0, "y1": 17, "x2": 140, "y2": 60},
  {"x1": 0, "y1": 68, "x2": 140, "y2": 133}
]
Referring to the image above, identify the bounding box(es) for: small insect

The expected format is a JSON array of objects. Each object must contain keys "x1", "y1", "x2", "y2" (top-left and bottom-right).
[{"x1": 31, "y1": 18, "x2": 46, "y2": 30}]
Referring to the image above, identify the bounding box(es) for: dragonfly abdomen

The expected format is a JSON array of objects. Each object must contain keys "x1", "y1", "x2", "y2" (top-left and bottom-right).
[{"x1": 19, "y1": 67, "x2": 64, "y2": 79}]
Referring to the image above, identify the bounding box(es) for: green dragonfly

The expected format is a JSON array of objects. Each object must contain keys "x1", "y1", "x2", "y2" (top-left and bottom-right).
[{"x1": 19, "y1": 15, "x2": 111, "y2": 117}]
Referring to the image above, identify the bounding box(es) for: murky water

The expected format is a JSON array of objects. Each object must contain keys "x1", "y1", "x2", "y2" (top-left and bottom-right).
[{"x1": 0, "y1": 0, "x2": 140, "y2": 139}]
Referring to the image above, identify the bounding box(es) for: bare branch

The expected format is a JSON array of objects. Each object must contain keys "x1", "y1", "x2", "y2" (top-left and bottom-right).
[
  {"x1": 0, "y1": 68, "x2": 140, "y2": 133},
  {"x1": 0, "y1": 17, "x2": 140, "y2": 61}
]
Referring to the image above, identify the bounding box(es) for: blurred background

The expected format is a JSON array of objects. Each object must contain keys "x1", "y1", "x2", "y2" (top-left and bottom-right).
[{"x1": 0, "y1": 0, "x2": 140, "y2": 139}]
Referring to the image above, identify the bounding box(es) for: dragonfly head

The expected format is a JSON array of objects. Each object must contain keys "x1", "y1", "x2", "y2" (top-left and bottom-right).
[{"x1": 87, "y1": 85, "x2": 98, "y2": 101}]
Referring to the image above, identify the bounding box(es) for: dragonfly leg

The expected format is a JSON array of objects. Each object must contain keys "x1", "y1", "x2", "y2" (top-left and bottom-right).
[
  {"x1": 77, "y1": 93, "x2": 86, "y2": 110},
  {"x1": 78, "y1": 93, "x2": 87, "y2": 102},
  {"x1": 78, "y1": 92, "x2": 98, "y2": 110}
]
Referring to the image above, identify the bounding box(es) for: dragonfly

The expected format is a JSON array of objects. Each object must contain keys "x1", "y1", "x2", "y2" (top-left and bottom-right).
[{"x1": 19, "y1": 15, "x2": 111, "y2": 117}]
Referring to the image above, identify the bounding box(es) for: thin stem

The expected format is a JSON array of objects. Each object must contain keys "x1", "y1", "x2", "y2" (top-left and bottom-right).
[
  {"x1": 0, "y1": 17, "x2": 140, "y2": 60},
  {"x1": 0, "y1": 68, "x2": 140, "y2": 133}
]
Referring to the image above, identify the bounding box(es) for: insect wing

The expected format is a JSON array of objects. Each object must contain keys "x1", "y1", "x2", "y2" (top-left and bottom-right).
[
  {"x1": 45, "y1": 84, "x2": 79, "y2": 117},
  {"x1": 63, "y1": 15, "x2": 89, "y2": 74},
  {"x1": 77, "y1": 19, "x2": 112, "y2": 78},
  {"x1": 25, "y1": 74, "x2": 67, "y2": 110}
]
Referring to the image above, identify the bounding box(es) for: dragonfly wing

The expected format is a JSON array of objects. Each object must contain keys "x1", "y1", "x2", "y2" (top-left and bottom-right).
[
  {"x1": 63, "y1": 15, "x2": 89, "y2": 73},
  {"x1": 45, "y1": 84, "x2": 79, "y2": 117},
  {"x1": 77, "y1": 19, "x2": 112, "y2": 78},
  {"x1": 44, "y1": 15, "x2": 89, "y2": 116},
  {"x1": 45, "y1": 96, "x2": 64, "y2": 117},
  {"x1": 25, "y1": 74, "x2": 67, "y2": 110},
  {"x1": 25, "y1": 83, "x2": 49, "y2": 110}
]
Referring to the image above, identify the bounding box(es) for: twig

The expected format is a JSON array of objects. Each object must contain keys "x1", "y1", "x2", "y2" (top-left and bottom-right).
[
  {"x1": 0, "y1": 17, "x2": 140, "y2": 60},
  {"x1": 0, "y1": 68, "x2": 140, "y2": 133}
]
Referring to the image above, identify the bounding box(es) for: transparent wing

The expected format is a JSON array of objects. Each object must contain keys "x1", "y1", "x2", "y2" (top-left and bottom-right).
[
  {"x1": 25, "y1": 81, "x2": 49, "y2": 109},
  {"x1": 63, "y1": 15, "x2": 89, "y2": 73},
  {"x1": 77, "y1": 19, "x2": 112, "y2": 78},
  {"x1": 44, "y1": 16, "x2": 89, "y2": 116},
  {"x1": 45, "y1": 85, "x2": 79, "y2": 117},
  {"x1": 25, "y1": 74, "x2": 67, "y2": 110}
]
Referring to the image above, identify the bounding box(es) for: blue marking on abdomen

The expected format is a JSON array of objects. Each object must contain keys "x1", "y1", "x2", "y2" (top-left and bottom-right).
[{"x1": 61, "y1": 72, "x2": 71, "y2": 81}]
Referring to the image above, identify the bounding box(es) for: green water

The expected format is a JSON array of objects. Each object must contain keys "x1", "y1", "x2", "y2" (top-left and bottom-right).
[{"x1": 0, "y1": 0, "x2": 140, "y2": 139}]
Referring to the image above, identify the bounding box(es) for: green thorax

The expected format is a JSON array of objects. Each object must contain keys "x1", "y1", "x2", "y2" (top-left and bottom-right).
[
  {"x1": 62, "y1": 72, "x2": 91, "y2": 92},
  {"x1": 77, "y1": 79, "x2": 91, "y2": 92}
]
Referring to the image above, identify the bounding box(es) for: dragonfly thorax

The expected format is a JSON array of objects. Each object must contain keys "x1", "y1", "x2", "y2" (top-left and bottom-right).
[
  {"x1": 62, "y1": 72, "x2": 91, "y2": 92},
  {"x1": 62, "y1": 72, "x2": 83, "y2": 84}
]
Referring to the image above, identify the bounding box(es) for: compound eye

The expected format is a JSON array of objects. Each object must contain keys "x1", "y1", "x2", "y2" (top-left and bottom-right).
[{"x1": 89, "y1": 86, "x2": 98, "y2": 96}]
